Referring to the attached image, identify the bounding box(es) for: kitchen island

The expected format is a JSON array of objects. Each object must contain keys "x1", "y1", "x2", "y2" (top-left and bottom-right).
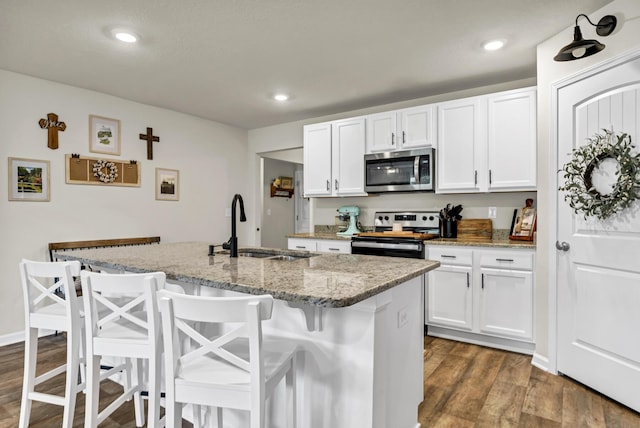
[{"x1": 55, "y1": 242, "x2": 439, "y2": 428}]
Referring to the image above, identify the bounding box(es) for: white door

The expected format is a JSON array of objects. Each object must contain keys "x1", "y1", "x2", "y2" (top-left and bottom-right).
[
  {"x1": 294, "y1": 170, "x2": 310, "y2": 233},
  {"x1": 556, "y1": 53, "x2": 640, "y2": 412}
]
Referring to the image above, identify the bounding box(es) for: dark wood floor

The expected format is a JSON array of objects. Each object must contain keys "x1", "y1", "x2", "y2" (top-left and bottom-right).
[
  {"x1": 420, "y1": 335, "x2": 640, "y2": 427},
  {"x1": 1, "y1": 334, "x2": 639, "y2": 427}
]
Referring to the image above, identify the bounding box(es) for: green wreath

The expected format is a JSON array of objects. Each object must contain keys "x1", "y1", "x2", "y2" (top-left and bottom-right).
[{"x1": 559, "y1": 129, "x2": 640, "y2": 220}]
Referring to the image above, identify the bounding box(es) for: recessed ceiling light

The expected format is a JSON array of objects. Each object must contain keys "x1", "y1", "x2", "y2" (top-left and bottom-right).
[
  {"x1": 273, "y1": 94, "x2": 289, "y2": 102},
  {"x1": 483, "y1": 39, "x2": 506, "y2": 51},
  {"x1": 114, "y1": 31, "x2": 139, "y2": 43}
]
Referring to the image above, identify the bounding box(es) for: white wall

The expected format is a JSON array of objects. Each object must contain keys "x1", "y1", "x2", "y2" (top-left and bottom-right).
[
  {"x1": 535, "y1": 0, "x2": 640, "y2": 361},
  {"x1": 262, "y1": 158, "x2": 296, "y2": 249},
  {"x1": 0, "y1": 70, "x2": 249, "y2": 339}
]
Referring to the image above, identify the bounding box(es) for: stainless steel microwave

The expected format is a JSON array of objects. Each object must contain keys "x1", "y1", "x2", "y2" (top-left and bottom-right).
[{"x1": 364, "y1": 148, "x2": 434, "y2": 193}]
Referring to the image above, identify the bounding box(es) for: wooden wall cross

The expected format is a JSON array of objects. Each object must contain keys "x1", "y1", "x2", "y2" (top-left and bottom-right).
[
  {"x1": 139, "y1": 127, "x2": 160, "y2": 160},
  {"x1": 39, "y1": 113, "x2": 66, "y2": 149}
]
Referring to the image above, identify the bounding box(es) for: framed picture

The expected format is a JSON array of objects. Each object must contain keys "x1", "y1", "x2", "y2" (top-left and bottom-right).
[
  {"x1": 509, "y1": 207, "x2": 537, "y2": 240},
  {"x1": 155, "y1": 168, "x2": 179, "y2": 201},
  {"x1": 89, "y1": 115, "x2": 121, "y2": 155},
  {"x1": 8, "y1": 157, "x2": 50, "y2": 202}
]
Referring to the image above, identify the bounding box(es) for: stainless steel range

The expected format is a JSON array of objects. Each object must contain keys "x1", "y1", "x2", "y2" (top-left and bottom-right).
[{"x1": 351, "y1": 211, "x2": 440, "y2": 259}]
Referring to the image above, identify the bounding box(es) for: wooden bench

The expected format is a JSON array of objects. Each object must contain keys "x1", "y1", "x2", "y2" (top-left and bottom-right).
[{"x1": 49, "y1": 236, "x2": 161, "y2": 262}]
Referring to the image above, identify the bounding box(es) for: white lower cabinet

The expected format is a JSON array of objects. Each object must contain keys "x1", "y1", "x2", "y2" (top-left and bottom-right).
[
  {"x1": 426, "y1": 248, "x2": 473, "y2": 331},
  {"x1": 426, "y1": 245, "x2": 535, "y2": 354},
  {"x1": 478, "y1": 267, "x2": 533, "y2": 340},
  {"x1": 287, "y1": 238, "x2": 351, "y2": 254}
]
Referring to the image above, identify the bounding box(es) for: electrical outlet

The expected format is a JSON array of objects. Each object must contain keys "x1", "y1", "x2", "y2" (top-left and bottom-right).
[
  {"x1": 488, "y1": 206, "x2": 497, "y2": 219},
  {"x1": 397, "y1": 307, "x2": 408, "y2": 328},
  {"x1": 266, "y1": 209, "x2": 272, "y2": 216}
]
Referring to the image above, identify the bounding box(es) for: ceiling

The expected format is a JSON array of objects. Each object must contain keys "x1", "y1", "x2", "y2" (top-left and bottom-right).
[{"x1": 0, "y1": 0, "x2": 612, "y2": 130}]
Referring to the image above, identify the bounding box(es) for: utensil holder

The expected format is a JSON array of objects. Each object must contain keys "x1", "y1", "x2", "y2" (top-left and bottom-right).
[{"x1": 443, "y1": 220, "x2": 457, "y2": 238}]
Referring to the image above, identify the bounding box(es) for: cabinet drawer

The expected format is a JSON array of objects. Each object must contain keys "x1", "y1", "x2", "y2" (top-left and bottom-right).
[
  {"x1": 479, "y1": 251, "x2": 533, "y2": 270},
  {"x1": 427, "y1": 247, "x2": 473, "y2": 266},
  {"x1": 317, "y1": 240, "x2": 351, "y2": 254},
  {"x1": 288, "y1": 238, "x2": 317, "y2": 251}
]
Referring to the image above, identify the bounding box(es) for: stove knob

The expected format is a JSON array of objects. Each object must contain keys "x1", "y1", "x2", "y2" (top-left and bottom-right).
[
  {"x1": 422, "y1": 216, "x2": 427, "y2": 221},
  {"x1": 378, "y1": 216, "x2": 383, "y2": 221},
  {"x1": 429, "y1": 216, "x2": 435, "y2": 221},
  {"x1": 384, "y1": 216, "x2": 389, "y2": 221}
]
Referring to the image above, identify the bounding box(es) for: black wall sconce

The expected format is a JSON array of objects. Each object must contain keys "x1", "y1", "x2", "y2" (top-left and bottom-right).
[{"x1": 554, "y1": 14, "x2": 617, "y2": 61}]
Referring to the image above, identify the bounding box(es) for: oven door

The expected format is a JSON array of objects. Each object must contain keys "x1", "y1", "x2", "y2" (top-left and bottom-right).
[
  {"x1": 364, "y1": 149, "x2": 433, "y2": 192},
  {"x1": 351, "y1": 237, "x2": 425, "y2": 259}
]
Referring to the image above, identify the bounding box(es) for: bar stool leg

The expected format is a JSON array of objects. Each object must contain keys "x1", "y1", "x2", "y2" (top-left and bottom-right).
[
  {"x1": 62, "y1": 329, "x2": 80, "y2": 428},
  {"x1": 18, "y1": 328, "x2": 38, "y2": 428},
  {"x1": 85, "y1": 354, "x2": 101, "y2": 428}
]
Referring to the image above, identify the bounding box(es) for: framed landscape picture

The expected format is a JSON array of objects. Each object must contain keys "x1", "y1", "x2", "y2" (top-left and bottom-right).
[
  {"x1": 8, "y1": 157, "x2": 50, "y2": 202},
  {"x1": 155, "y1": 168, "x2": 179, "y2": 201},
  {"x1": 89, "y1": 115, "x2": 121, "y2": 155}
]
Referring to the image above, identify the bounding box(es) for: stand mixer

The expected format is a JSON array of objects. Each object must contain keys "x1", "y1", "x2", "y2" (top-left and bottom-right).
[{"x1": 336, "y1": 206, "x2": 362, "y2": 236}]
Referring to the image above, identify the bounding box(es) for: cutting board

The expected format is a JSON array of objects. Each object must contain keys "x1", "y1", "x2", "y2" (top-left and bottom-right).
[
  {"x1": 357, "y1": 232, "x2": 439, "y2": 240},
  {"x1": 456, "y1": 219, "x2": 493, "y2": 240}
]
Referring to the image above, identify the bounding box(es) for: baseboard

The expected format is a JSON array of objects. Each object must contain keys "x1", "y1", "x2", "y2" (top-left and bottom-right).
[
  {"x1": 427, "y1": 326, "x2": 535, "y2": 355},
  {"x1": 531, "y1": 351, "x2": 551, "y2": 373},
  {"x1": 0, "y1": 329, "x2": 56, "y2": 347}
]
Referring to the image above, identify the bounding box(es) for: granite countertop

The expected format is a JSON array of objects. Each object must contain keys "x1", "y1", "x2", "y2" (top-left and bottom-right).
[
  {"x1": 288, "y1": 232, "x2": 536, "y2": 249},
  {"x1": 287, "y1": 232, "x2": 352, "y2": 240},
  {"x1": 425, "y1": 238, "x2": 536, "y2": 249},
  {"x1": 54, "y1": 242, "x2": 439, "y2": 308}
]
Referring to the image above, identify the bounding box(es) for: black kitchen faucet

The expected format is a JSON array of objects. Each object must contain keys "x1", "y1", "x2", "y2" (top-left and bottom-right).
[{"x1": 223, "y1": 193, "x2": 246, "y2": 257}]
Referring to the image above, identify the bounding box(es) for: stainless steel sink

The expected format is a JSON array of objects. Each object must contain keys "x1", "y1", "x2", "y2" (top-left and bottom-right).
[
  {"x1": 217, "y1": 249, "x2": 314, "y2": 261},
  {"x1": 239, "y1": 251, "x2": 311, "y2": 261},
  {"x1": 264, "y1": 255, "x2": 305, "y2": 261},
  {"x1": 238, "y1": 252, "x2": 275, "y2": 258}
]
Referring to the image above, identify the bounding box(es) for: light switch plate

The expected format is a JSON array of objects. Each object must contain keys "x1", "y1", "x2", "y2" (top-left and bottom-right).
[
  {"x1": 488, "y1": 207, "x2": 497, "y2": 219},
  {"x1": 225, "y1": 208, "x2": 231, "y2": 217}
]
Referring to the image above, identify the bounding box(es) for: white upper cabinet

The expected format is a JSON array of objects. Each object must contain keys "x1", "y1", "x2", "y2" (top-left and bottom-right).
[
  {"x1": 399, "y1": 105, "x2": 434, "y2": 149},
  {"x1": 303, "y1": 122, "x2": 333, "y2": 196},
  {"x1": 487, "y1": 88, "x2": 537, "y2": 191},
  {"x1": 366, "y1": 105, "x2": 434, "y2": 153},
  {"x1": 303, "y1": 117, "x2": 367, "y2": 197},
  {"x1": 436, "y1": 96, "x2": 484, "y2": 193},
  {"x1": 365, "y1": 111, "x2": 397, "y2": 152},
  {"x1": 436, "y1": 86, "x2": 537, "y2": 194}
]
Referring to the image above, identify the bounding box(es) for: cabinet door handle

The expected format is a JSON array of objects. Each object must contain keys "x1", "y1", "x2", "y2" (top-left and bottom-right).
[
  {"x1": 441, "y1": 255, "x2": 457, "y2": 259},
  {"x1": 335, "y1": 179, "x2": 339, "y2": 190},
  {"x1": 481, "y1": 273, "x2": 485, "y2": 289},
  {"x1": 496, "y1": 258, "x2": 514, "y2": 262},
  {"x1": 466, "y1": 272, "x2": 470, "y2": 288},
  {"x1": 489, "y1": 169, "x2": 492, "y2": 184},
  {"x1": 402, "y1": 131, "x2": 406, "y2": 144},
  {"x1": 328, "y1": 248, "x2": 340, "y2": 251},
  {"x1": 326, "y1": 180, "x2": 330, "y2": 191},
  {"x1": 391, "y1": 132, "x2": 395, "y2": 145},
  {"x1": 295, "y1": 246, "x2": 306, "y2": 249},
  {"x1": 474, "y1": 170, "x2": 478, "y2": 186}
]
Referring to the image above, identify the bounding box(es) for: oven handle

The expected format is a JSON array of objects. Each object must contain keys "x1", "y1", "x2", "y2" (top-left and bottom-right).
[{"x1": 351, "y1": 241, "x2": 422, "y2": 251}]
